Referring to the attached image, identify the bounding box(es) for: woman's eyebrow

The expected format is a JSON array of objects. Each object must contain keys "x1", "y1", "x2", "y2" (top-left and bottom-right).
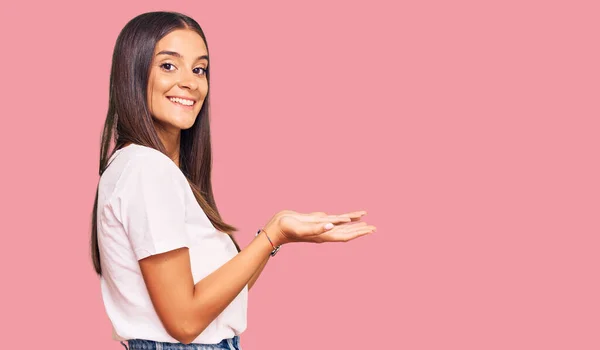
[{"x1": 156, "y1": 50, "x2": 209, "y2": 62}]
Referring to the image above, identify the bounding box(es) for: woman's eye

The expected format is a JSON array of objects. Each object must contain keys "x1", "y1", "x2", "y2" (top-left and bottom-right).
[
  {"x1": 160, "y1": 63, "x2": 175, "y2": 71},
  {"x1": 160, "y1": 63, "x2": 206, "y2": 76},
  {"x1": 194, "y1": 67, "x2": 207, "y2": 75}
]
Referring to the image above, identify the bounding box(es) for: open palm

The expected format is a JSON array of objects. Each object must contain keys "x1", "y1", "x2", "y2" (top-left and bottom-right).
[{"x1": 276, "y1": 210, "x2": 375, "y2": 244}]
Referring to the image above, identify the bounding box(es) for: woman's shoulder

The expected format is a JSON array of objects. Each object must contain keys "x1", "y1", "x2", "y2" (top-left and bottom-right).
[
  {"x1": 103, "y1": 144, "x2": 186, "y2": 197},
  {"x1": 109, "y1": 144, "x2": 179, "y2": 176},
  {"x1": 118, "y1": 143, "x2": 174, "y2": 165}
]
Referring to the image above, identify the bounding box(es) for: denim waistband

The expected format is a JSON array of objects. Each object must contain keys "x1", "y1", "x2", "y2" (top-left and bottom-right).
[{"x1": 121, "y1": 335, "x2": 241, "y2": 350}]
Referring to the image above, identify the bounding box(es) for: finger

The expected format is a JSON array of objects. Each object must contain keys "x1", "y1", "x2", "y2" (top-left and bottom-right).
[
  {"x1": 328, "y1": 221, "x2": 369, "y2": 229},
  {"x1": 337, "y1": 211, "x2": 368, "y2": 221},
  {"x1": 316, "y1": 221, "x2": 338, "y2": 235},
  {"x1": 313, "y1": 221, "x2": 366, "y2": 235},
  {"x1": 315, "y1": 223, "x2": 370, "y2": 238},
  {"x1": 305, "y1": 211, "x2": 366, "y2": 218},
  {"x1": 320, "y1": 225, "x2": 376, "y2": 242},
  {"x1": 345, "y1": 210, "x2": 368, "y2": 216},
  {"x1": 331, "y1": 221, "x2": 368, "y2": 229},
  {"x1": 318, "y1": 223, "x2": 373, "y2": 237},
  {"x1": 307, "y1": 215, "x2": 352, "y2": 224},
  {"x1": 302, "y1": 221, "x2": 368, "y2": 238}
]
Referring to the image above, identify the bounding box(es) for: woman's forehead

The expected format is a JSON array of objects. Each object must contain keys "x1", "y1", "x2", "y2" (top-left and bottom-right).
[{"x1": 155, "y1": 29, "x2": 208, "y2": 58}]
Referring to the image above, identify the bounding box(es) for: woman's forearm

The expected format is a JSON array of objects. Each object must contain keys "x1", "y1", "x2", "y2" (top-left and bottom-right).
[
  {"x1": 248, "y1": 255, "x2": 270, "y2": 290},
  {"x1": 182, "y1": 227, "x2": 281, "y2": 343}
]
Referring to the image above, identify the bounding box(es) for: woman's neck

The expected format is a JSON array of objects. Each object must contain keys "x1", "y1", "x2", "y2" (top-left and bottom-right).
[
  {"x1": 153, "y1": 126, "x2": 182, "y2": 167},
  {"x1": 160, "y1": 136, "x2": 181, "y2": 167}
]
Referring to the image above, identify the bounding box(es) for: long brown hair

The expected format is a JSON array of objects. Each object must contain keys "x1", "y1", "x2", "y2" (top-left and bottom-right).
[{"x1": 91, "y1": 11, "x2": 240, "y2": 276}]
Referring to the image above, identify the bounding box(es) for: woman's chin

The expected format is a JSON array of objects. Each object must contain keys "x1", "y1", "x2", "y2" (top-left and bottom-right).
[{"x1": 181, "y1": 118, "x2": 198, "y2": 130}]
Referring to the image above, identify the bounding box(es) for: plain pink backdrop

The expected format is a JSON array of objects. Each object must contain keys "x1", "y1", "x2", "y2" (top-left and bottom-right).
[{"x1": 0, "y1": 0, "x2": 598, "y2": 349}]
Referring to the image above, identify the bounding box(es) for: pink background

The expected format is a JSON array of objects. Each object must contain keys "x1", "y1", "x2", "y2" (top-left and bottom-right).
[{"x1": 1, "y1": 0, "x2": 598, "y2": 349}]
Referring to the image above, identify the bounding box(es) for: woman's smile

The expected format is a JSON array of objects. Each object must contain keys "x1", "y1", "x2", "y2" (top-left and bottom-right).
[{"x1": 167, "y1": 96, "x2": 196, "y2": 110}]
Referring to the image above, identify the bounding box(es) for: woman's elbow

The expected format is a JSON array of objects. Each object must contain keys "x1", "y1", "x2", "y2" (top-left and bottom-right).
[{"x1": 166, "y1": 320, "x2": 200, "y2": 345}]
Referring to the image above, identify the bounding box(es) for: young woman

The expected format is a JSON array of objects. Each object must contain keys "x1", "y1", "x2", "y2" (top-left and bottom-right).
[{"x1": 90, "y1": 11, "x2": 375, "y2": 350}]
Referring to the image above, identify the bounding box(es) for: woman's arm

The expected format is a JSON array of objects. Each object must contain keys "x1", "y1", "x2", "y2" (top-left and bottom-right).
[
  {"x1": 139, "y1": 221, "x2": 283, "y2": 344},
  {"x1": 138, "y1": 211, "x2": 369, "y2": 344},
  {"x1": 248, "y1": 255, "x2": 270, "y2": 290}
]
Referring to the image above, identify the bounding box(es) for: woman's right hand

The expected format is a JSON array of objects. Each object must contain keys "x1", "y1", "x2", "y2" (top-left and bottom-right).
[{"x1": 263, "y1": 210, "x2": 376, "y2": 246}]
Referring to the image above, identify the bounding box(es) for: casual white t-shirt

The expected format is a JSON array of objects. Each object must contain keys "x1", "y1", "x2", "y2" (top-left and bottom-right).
[{"x1": 96, "y1": 143, "x2": 247, "y2": 344}]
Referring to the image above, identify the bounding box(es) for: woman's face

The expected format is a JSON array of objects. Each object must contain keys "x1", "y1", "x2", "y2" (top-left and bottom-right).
[{"x1": 147, "y1": 28, "x2": 209, "y2": 137}]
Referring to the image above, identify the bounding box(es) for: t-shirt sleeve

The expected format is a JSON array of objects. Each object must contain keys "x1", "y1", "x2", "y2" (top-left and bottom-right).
[{"x1": 115, "y1": 153, "x2": 190, "y2": 260}]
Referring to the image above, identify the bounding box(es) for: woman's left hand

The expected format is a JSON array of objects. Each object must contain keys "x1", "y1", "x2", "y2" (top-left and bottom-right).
[{"x1": 263, "y1": 210, "x2": 371, "y2": 245}]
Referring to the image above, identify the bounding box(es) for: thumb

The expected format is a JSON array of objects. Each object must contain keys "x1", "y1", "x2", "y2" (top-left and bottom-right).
[{"x1": 310, "y1": 222, "x2": 334, "y2": 236}]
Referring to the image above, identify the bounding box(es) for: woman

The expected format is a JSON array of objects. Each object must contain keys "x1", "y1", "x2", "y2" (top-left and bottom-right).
[{"x1": 90, "y1": 11, "x2": 375, "y2": 350}]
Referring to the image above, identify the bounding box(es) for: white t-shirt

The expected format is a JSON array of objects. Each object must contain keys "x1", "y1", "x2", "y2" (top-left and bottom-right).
[{"x1": 96, "y1": 143, "x2": 247, "y2": 344}]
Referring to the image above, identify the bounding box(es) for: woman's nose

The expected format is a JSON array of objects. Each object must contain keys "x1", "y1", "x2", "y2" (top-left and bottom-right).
[{"x1": 178, "y1": 71, "x2": 198, "y2": 90}]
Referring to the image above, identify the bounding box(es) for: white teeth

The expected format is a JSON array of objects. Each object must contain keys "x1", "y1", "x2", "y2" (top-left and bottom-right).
[{"x1": 168, "y1": 97, "x2": 194, "y2": 106}]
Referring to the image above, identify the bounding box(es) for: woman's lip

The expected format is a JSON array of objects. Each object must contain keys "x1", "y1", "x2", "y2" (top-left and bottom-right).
[{"x1": 167, "y1": 97, "x2": 195, "y2": 110}]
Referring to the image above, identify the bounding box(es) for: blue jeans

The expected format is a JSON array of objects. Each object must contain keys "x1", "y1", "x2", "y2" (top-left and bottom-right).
[{"x1": 121, "y1": 336, "x2": 242, "y2": 350}]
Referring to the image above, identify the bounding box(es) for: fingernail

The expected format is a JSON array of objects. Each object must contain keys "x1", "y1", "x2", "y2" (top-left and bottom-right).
[{"x1": 325, "y1": 223, "x2": 334, "y2": 230}]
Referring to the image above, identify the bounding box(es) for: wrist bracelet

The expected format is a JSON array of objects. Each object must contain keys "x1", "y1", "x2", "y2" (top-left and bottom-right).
[{"x1": 256, "y1": 228, "x2": 281, "y2": 257}]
